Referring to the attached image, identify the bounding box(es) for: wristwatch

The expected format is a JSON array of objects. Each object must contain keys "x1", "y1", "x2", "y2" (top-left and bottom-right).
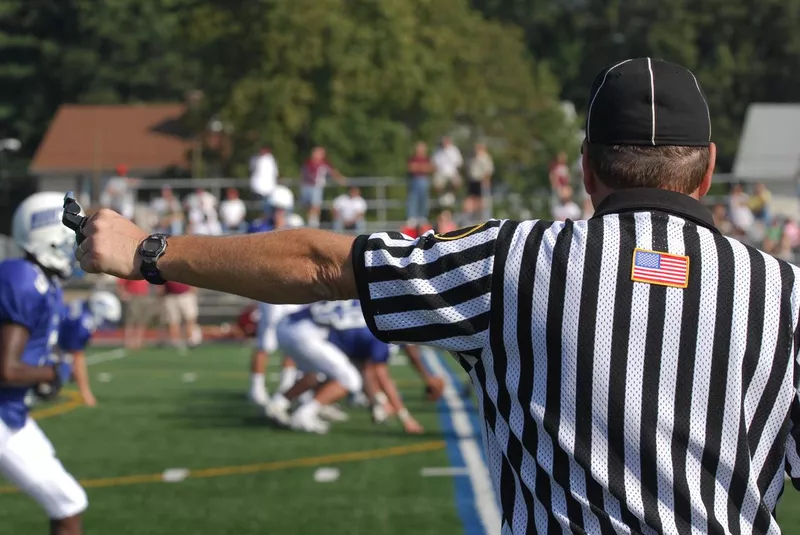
[{"x1": 138, "y1": 234, "x2": 168, "y2": 285}]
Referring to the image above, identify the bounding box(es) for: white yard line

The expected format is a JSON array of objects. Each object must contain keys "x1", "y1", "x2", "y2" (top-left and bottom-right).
[
  {"x1": 85, "y1": 348, "x2": 127, "y2": 366},
  {"x1": 421, "y1": 347, "x2": 501, "y2": 535},
  {"x1": 421, "y1": 466, "x2": 471, "y2": 477}
]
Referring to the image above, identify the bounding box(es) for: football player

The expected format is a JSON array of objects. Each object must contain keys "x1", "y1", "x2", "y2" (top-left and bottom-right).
[
  {"x1": 269, "y1": 301, "x2": 364, "y2": 433},
  {"x1": 58, "y1": 291, "x2": 122, "y2": 407},
  {"x1": 327, "y1": 302, "x2": 424, "y2": 434},
  {"x1": 0, "y1": 192, "x2": 87, "y2": 534},
  {"x1": 246, "y1": 186, "x2": 303, "y2": 405}
]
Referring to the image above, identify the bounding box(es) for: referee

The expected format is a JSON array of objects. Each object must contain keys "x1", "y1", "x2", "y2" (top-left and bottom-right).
[{"x1": 74, "y1": 58, "x2": 800, "y2": 534}]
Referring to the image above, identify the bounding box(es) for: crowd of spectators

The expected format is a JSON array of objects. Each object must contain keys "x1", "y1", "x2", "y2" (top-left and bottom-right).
[
  {"x1": 404, "y1": 137, "x2": 496, "y2": 233},
  {"x1": 711, "y1": 182, "x2": 799, "y2": 261}
]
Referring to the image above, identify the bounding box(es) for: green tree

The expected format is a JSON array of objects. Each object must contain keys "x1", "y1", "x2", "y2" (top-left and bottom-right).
[
  {"x1": 0, "y1": 0, "x2": 201, "y2": 156},
  {"x1": 185, "y1": 0, "x2": 576, "y2": 186},
  {"x1": 473, "y1": 0, "x2": 800, "y2": 171}
]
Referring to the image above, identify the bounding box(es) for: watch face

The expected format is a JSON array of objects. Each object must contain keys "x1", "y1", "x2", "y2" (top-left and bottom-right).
[{"x1": 141, "y1": 238, "x2": 163, "y2": 255}]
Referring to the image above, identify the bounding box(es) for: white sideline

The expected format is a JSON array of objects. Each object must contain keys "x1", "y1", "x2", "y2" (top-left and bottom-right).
[
  {"x1": 85, "y1": 348, "x2": 127, "y2": 366},
  {"x1": 421, "y1": 347, "x2": 501, "y2": 535}
]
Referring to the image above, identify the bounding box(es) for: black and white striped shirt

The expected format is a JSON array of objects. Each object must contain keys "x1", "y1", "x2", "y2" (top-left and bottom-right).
[{"x1": 352, "y1": 188, "x2": 800, "y2": 535}]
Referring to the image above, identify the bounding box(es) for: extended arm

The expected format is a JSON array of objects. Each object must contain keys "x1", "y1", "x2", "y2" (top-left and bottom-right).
[
  {"x1": 0, "y1": 324, "x2": 57, "y2": 386},
  {"x1": 77, "y1": 210, "x2": 358, "y2": 305}
]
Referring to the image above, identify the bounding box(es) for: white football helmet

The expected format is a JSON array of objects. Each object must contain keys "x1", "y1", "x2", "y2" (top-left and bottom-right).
[
  {"x1": 87, "y1": 290, "x2": 122, "y2": 325},
  {"x1": 286, "y1": 213, "x2": 305, "y2": 228},
  {"x1": 268, "y1": 185, "x2": 295, "y2": 211},
  {"x1": 12, "y1": 192, "x2": 78, "y2": 278}
]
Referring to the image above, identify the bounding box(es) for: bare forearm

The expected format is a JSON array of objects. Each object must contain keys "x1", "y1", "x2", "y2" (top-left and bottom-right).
[
  {"x1": 158, "y1": 229, "x2": 358, "y2": 304},
  {"x1": 71, "y1": 352, "x2": 92, "y2": 397},
  {"x1": 362, "y1": 366, "x2": 381, "y2": 404},
  {"x1": 404, "y1": 344, "x2": 432, "y2": 381},
  {"x1": 0, "y1": 362, "x2": 56, "y2": 387},
  {"x1": 375, "y1": 366, "x2": 406, "y2": 412}
]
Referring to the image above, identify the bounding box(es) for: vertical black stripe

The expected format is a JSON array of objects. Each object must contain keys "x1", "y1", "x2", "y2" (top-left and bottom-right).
[
  {"x1": 670, "y1": 222, "x2": 703, "y2": 533},
  {"x1": 605, "y1": 213, "x2": 643, "y2": 532},
  {"x1": 471, "y1": 360, "x2": 520, "y2": 530},
  {"x1": 574, "y1": 217, "x2": 618, "y2": 533},
  {"x1": 750, "y1": 261, "x2": 796, "y2": 479},
  {"x1": 507, "y1": 221, "x2": 553, "y2": 532},
  {"x1": 752, "y1": 261, "x2": 797, "y2": 535},
  {"x1": 698, "y1": 234, "x2": 736, "y2": 535},
  {"x1": 483, "y1": 220, "x2": 521, "y2": 528},
  {"x1": 542, "y1": 220, "x2": 587, "y2": 532},
  {"x1": 638, "y1": 214, "x2": 668, "y2": 532},
  {"x1": 727, "y1": 247, "x2": 766, "y2": 535}
]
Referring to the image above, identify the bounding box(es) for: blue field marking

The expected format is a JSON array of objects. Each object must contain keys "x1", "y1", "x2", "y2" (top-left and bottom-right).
[{"x1": 421, "y1": 350, "x2": 486, "y2": 535}]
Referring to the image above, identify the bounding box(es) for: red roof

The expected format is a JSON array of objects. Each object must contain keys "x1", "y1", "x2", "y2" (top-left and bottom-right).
[{"x1": 30, "y1": 104, "x2": 193, "y2": 175}]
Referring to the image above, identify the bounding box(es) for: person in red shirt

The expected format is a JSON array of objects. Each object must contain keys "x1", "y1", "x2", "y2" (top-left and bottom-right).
[
  {"x1": 399, "y1": 220, "x2": 433, "y2": 239},
  {"x1": 300, "y1": 146, "x2": 345, "y2": 228},
  {"x1": 159, "y1": 280, "x2": 199, "y2": 352},
  {"x1": 549, "y1": 151, "x2": 571, "y2": 196},
  {"x1": 117, "y1": 278, "x2": 152, "y2": 350},
  {"x1": 406, "y1": 141, "x2": 433, "y2": 223}
]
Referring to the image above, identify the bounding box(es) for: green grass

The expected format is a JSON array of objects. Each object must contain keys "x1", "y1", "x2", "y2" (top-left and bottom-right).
[
  {"x1": 0, "y1": 345, "x2": 463, "y2": 535},
  {"x1": 3, "y1": 344, "x2": 800, "y2": 534}
]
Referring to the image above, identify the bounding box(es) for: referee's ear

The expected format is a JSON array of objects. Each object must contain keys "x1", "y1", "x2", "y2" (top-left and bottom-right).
[{"x1": 697, "y1": 142, "x2": 716, "y2": 199}]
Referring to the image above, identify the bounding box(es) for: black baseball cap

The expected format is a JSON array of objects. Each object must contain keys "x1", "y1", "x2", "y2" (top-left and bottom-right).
[{"x1": 585, "y1": 58, "x2": 711, "y2": 147}]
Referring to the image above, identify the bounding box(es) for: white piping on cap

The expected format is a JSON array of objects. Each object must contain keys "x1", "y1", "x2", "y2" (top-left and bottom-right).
[
  {"x1": 647, "y1": 57, "x2": 656, "y2": 145},
  {"x1": 689, "y1": 71, "x2": 712, "y2": 141},
  {"x1": 586, "y1": 58, "x2": 633, "y2": 143}
]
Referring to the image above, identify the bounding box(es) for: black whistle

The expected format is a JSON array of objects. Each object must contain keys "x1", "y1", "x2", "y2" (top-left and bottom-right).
[{"x1": 62, "y1": 192, "x2": 88, "y2": 245}]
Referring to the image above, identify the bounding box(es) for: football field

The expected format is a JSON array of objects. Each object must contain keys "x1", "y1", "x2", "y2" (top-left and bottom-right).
[{"x1": 2, "y1": 344, "x2": 800, "y2": 534}]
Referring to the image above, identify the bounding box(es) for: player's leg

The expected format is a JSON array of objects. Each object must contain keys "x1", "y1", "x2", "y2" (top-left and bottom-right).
[
  {"x1": 402, "y1": 344, "x2": 444, "y2": 401},
  {"x1": 181, "y1": 292, "x2": 200, "y2": 348},
  {"x1": 248, "y1": 302, "x2": 273, "y2": 405},
  {"x1": 163, "y1": 295, "x2": 182, "y2": 349},
  {"x1": 0, "y1": 418, "x2": 87, "y2": 534},
  {"x1": 290, "y1": 339, "x2": 361, "y2": 432}
]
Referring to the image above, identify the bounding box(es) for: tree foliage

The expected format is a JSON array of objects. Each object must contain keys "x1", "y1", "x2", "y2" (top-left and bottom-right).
[
  {"x1": 472, "y1": 0, "x2": 800, "y2": 171},
  {"x1": 183, "y1": 0, "x2": 573, "y2": 180},
  {"x1": 0, "y1": 0, "x2": 200, "y2": 155}
]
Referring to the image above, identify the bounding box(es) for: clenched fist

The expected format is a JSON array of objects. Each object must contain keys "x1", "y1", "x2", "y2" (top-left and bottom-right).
[{"x1": 74, "y1": 209, "x2": 148, "y2": 280}]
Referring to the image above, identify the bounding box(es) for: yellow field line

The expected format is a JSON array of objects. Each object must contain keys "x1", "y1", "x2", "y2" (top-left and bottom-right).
[
  {"x1": 29, "y1": 390, "x2": 83, "y2": 421},
  {"x1": 0, "y1": 440, "x2": 445, "y2": 494}
]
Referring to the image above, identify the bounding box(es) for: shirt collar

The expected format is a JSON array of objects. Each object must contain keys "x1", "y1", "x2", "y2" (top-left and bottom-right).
[{"x1": 591, "y1": 188, "x2": 719, "y2": 234}]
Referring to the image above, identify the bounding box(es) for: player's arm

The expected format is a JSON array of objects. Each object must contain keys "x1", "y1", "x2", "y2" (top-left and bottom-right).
[
  {"x1": 369, "y1": 361, "x2": 423, "y2": 434},
  {"x1": 69, "y1": 350, "x2": 96, "y2": 407},
  {"x1": 403, "y1": 344, "x2": 444, "y2": 401},
  {"x1": 0, "y1": 324, "x2": 57, "y2": 386}
]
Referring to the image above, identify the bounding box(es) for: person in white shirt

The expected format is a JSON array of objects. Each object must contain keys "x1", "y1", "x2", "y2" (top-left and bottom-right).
[
  {"x1": 332, "y1": 186, "x2": 367, "y2": 233},
  {"x1": 219, "y1": 188, "x2": 248, "y2": 233},
  {"x1": 150, "y1": 185, "x2": 184, "y2": 235},
  {"x1": 431, "y1": 136, "x2": 463, "y2": 208},
  {"x1": 100, "y1": 164, "x2": 139, "y2": 220},
  {"x1": 250, "y1": 146, "x2": 279, "y2": 210},
  {"x1": 184, "y1": 188, "x2": 221, "y2": 236},
  {"x1": 551, "y1": 185, "x2": 583, "y2": 222}
]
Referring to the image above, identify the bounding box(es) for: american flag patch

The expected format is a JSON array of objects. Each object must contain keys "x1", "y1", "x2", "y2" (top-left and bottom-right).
[{"x1": 631, "y1": 248, "x2": 690, "y2": 288}]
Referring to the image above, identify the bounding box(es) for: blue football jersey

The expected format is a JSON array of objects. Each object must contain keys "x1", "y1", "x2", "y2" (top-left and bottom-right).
[
  {"x1": 247, "y1": 217, "x2": 275, "y2": 234},
  {"x1": 286, "y1": 300, "x2": 365, "y2": 330},
  {"x1": 59, "y1": 300, "x2": 96, "y2": 353},
  {"x1": 0, "y1": 259, "x2": 63, "y2": 429},
  {"x1": 317, "y1": 300, "x2": 390, "y2": 364}
]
